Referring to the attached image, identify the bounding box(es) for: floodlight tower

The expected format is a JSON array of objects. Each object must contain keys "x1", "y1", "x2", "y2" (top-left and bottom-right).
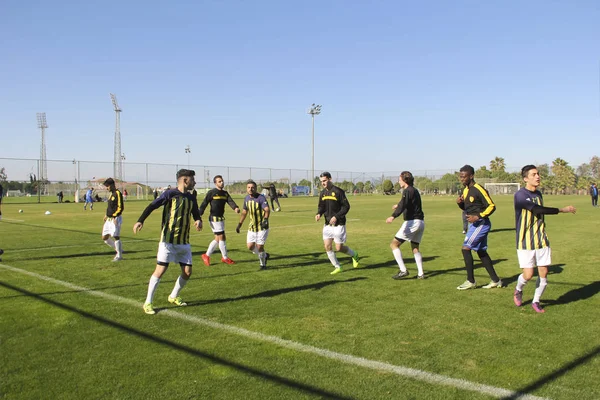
[
  {"x1": 110, "y1": 93, "x2": 122, "y2": 181},
  {"x1": 308, "y1": 103, "x2": 322, "y2": 196},
  {"x1": 36, "y1": 112, "x2": 48, "y2": 185}
]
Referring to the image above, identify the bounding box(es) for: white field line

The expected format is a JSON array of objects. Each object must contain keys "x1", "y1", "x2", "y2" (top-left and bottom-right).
[
  {"x1": 0, "y1": 218, "x2": 25, "y2": 222},
  {"x1": 0, "y1": 263, "x2": 548, "y2": 400}
]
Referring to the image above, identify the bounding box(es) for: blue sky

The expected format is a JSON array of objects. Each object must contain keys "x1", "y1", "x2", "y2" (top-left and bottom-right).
[{"x1": 1, "y1": 0, "x2": 599, "y2": 179}]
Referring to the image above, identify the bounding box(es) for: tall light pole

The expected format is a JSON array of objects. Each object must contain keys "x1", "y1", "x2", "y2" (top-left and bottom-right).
[
  {"x1": 120, "y1": 153, "x2": 126, "y2": 183},
  {"x1": 308, "y1": 104, "x2": 322, "y2": 196},
  {"x1": 36, "y1": 113, "x2": 48, "y2": 186},
  {"x1": 185, "y1": 145, "x2": 191, "y2": 167},
  {"x1": 110, "y1": 93, "x2": 122, "y2": 181}
]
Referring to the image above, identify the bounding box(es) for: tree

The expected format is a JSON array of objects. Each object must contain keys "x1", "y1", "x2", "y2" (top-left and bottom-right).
[
  {"x1": 475, "y1": 166, "x2": 492, "y2": 179},
  {"x1": 576, "y1": 163, "x2": 591, "y2": 178},
  {"x1": 551, "y1": 158, "x2": 575, "y2": 194},
  {"x1": 298, "y1": 179, "x2": 311, "y2": 187},
  {"x1": 382, "y1": 179, "x2": 394, "y2": 194},
  {"x1": 589, "y1": 156, "x2": 600, "y2": 180},
  {"x1": 489, "y1": 157, "x2": 506, "y2": 174},
  {"x1": 355, "y1": 182, "x2": 365, "y2": 193},
  {"x1": 364, "y1": 181, "x2": 373, "y2": 193}
]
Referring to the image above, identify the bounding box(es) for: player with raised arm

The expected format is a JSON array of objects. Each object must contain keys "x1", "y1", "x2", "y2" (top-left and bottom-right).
[
  {"x1": 236, "y1": 180, "x2": 270, "y2": 270},
  {"x1": 102, "y1": 178, "x2": 124, "y2": 261},
  {"x1": 456, "y1": 165, "x2": 502, "y2": 290},
  {"x1": 386, "y1": 171, "x2": 426, "y2": 280},
  {"x1": 262, "y1": 183, "x2": 281, "y2": 212},
  {"x1": 316, "y1": 172, "x2": 360, "y2": 275},
  {"x1": 134, "y1": 169, "x2": 202, "y2": 315},
  {"x1": 199, "y1": 175, "x2": 240, "y2": 266},
  {"x1": 513, "y1": 165, "x2": 576, "y2": 313}
]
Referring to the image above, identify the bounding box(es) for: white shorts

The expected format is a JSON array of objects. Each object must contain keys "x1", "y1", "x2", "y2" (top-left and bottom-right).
[
  {"x1": 209, "y1": 220, "x2": 225, "y2": 234},
  {"x1": 157, "y1": 242, "x2": 193, "y2": 266},
  {"x1": 322, "y1": 225, "x2": 347, "y2": 244},
  {"x1": 517, "y1": 247, "x2": 551, "y2": 269},
  {"x1": 102, "y1": 216, "x2": 122, "y2": 237},
  {"x1": 394, "y1": 219, "x2": 425, "y2": 244},
  {"x1": 247, "y1": 229, "x2": 269, "y2": 245}
]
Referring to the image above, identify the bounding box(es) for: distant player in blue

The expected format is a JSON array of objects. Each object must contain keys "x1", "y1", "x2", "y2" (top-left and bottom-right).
[
  {"x1": 84, "y1": 188, "x2": 94, "y2": 210},
  {"x1": 590, "y1": 183, "x2": 598, "y2": 207},
  {"x1": 456, "y1": 165, "x2": 502, "y2": 290},
  {"x1": 513, "y1": 165, "x2": 576, "y2": 313}
]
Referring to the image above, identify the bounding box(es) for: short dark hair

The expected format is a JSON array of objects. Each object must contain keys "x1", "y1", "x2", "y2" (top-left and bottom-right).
[
  {"x1": 521, "y1": 165, "x2": 537, "y2": 178},
  {"x1": 459, "y1": 165, "x2": 475, "y2": 175},
  {"x1": 320, "y1": 171, "x2": 331, "y2": 179},
  {"x1": 213, "y1": 175, "x2": 223, "y2": 183},
  {"x1": 176, "y1": 169, "x2": 195, "y2": 179},
  {"x1": 103, "y1": 178, "x2": 115, "y2": 187},
  {"x1": 400, "y1": 171, "x2": 414, "y2": 186},
  {"x1": 246, "y1": 179, "x2": 257, "y2": 187}
]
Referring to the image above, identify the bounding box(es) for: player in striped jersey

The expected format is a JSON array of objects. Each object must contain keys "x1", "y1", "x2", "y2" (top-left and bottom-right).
[
  {"x1": 456, "y1": 165, "x2": 502, "y2": 290},
  {"x1": 513, "y1": 165, "x2": 576, "y2": 313},
  {"x1": 134, "y1": 169, "x2": 203, "y2": 315},
  {"x1": 236, "y1": 180, "x2": 270, "y2": 270},
  {"x1": 199, "y1": 175, "x2": 240, "y2": 266},
  {"x1": 102, "y1": 178, "x2": 124, "y2": 261}
]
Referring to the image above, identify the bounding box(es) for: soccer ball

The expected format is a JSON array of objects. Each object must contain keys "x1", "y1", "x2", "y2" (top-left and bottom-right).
[
  {"x1": 45, "y1": 211, "x2": 52, "y2": 215},
  {"x1": 18, "y1": 209, "x2": 23, "y2": 213}
]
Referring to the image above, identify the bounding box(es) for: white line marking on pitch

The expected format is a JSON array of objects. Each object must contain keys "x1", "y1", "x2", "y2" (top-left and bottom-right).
[{"x1": 0, "y1": 263, "x2": 548, "y2": 400}]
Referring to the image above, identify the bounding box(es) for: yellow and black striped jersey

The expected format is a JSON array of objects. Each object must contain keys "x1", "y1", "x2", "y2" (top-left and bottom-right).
[
  {"x1": 243, "y1": 193, "x2": 269, "y2": 232},
  {"x1": 137, "y1": 189, "x2": 201, "y2": 245},
  {"x1": 514, "y1": 188, "x2": 559, "y2": 250}
]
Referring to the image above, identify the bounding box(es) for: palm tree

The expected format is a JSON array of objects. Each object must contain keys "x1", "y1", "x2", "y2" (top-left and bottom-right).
[{"x1": 489, "y1": 157, "x2": 506, "y2": 173}]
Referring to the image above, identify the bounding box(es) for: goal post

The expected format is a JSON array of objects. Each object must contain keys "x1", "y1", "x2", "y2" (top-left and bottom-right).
[{"x1": 484, "y1": 183, "x2": 520, "y2": 195}]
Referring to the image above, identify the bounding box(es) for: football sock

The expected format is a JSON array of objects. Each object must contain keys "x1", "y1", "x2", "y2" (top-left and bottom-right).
[
  {"x1": 251, "y1": 247, "x2": 259, "y2": 255},
  {"x1": 170, "y1": 275, "x2": 188, "y2": 299},
  {"x1": 516, "y1": 274, "x2": 527, "y2": 291},
  {"x1": 145, "y1": 275, "x2": 160, "y2": 304},
  {"x1": 414, "y1": 252, "x2": 424, "y2": 276},
  {"x1": 342, "y1": 247, "x2": 356, "y2": 257},
  {"x1": 114, "y1": 240, "x2": 122, "y2": 257},
  {"x1": 462, "y1": 249, "x2": 475, "y2": 283},
  {"x1": 533, "y1": 278, "x2": 547, "y2": 303},
  {"x1": 258, "y1": 251, "x2": 266, "y2": 266},
  {"x1": 478, "y1": 250, "x2": 499, "y2": 282},
  {"x1": 206, "y1": 240, "x2": 218, "y2": 257},
  {"x1": 326, "y1": 251, "x2": 340, "y2": 268},
  {"x1": 218, "y1": 240, "x2": 228, "y2": 258},
  {"x1": 104, "y1": 238, "x2": 116, "y2": 250},
  {"x1": 392, "y1": 248, "x2": 407, "y2": 273}
]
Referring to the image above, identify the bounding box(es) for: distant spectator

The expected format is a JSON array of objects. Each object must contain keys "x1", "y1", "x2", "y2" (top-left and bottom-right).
[
  {"x1": 123, "y1": 188, "x2": 128, "y2": 201},
  {"x1": 84, "y1": 188, "x2": 94, "y2": 210},
  {"x1": 590, "y1": 183, "x2": 598, "y2": 207},
  {"x1": 57, "y1": 191, "x2": 64, "y2": 203},
  {"x1": 153, "y1": 188, "x2": 158, "y2": 200}
]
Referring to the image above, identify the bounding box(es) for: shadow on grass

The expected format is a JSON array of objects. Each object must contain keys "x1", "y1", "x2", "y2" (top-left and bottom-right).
[
  {"x1": 490, "y1": 228, "x2": 515, "y2": 233},
  {"x1": 184, "y1": 277, "x2": 367, "y2": 307},
  {"x1": 543, "y1": 280, "x2": 600, "y2": 308},
  {"x1": 0, "y1": 281, "x2": 354, "y2": 400},
  {"x1": 18, "y1": 250, "x2": 146, "y2": 261},
  {"x1": 501, "y1": 345, "x2": 600, "y2": 400},
  {"x1": 361, "y1": 256, "x2": 439, "y2": 271}
]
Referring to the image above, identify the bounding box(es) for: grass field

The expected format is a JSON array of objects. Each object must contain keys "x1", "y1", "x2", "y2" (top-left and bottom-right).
[{"x1": 1, "y1": 194, "x2": 599, "y2": 399}]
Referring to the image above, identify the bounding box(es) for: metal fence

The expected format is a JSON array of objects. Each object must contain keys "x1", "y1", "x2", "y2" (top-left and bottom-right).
[{"x1": 0, "y1": 157, "x2": 462, "y2": 197}]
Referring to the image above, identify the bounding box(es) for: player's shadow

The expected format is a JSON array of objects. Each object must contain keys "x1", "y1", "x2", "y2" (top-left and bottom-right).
[
  {"x1": 17, "y1": 250, "x2": 146, "y2": 261},
  {"x1": 501, "y1": 264, "x2": 565, "y2": 286},
  {"x1": 542, "y1": 281, "x2": 600, "y2": 308},
  {"x1": 361, "y1": 256, "x2": 439, "y2": 271},
  {"x1": 184, "y1": 277, "x2": 367, "y2": 307},
  {"x1": 490, "y1": 228, "x2": 515, "y2": 233}
]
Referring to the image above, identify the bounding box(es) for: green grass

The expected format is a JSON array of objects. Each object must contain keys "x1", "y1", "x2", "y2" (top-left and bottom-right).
[{"x1": 1, "y1": 195, "x2": 599, "y2": 399}]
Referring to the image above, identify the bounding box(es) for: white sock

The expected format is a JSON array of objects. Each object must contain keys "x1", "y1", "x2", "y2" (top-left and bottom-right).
[
  {"x1": 206, "y1": 240, "x2": 218, "y2": 256},
  {"x1": 251, "y1": 247, "x2": 259, "y2": 255},
  {"x1": 516, "y1": 274, "x2": 527, "y2": 292},
  {"x1": 170, "y1": 275, "x2": 188, "y2": 299},
  {"x1": 414, "y1": 252, "x2": 424, "y2": 276},
  {"x1": 392, "y1": 248, "x2": 407, "y2": 273},
  {"x1": 326, "y1": 251, "x2": 340, "y2": 268},
  {"x1": 219, "y1": 241, "x2": 228, "y2": 258},
  {"x1": 342, "y1": 247, "x2": 355, "y2": 257},
  {"x1": 145, "y1": 276, "x2": 160, "y2": 304},
  {"x1": 114, "y1": 240, "x2": 122, "y2": 257},
  {"x1": 258, "y1": 251, "x2": 266, "y2": 266},
  {"x1": 533, "y1": 278, "x2": 547, "y2": 303},
  {"x1": 104, "y1": 238, "x2": 115, "y2": 250}
]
